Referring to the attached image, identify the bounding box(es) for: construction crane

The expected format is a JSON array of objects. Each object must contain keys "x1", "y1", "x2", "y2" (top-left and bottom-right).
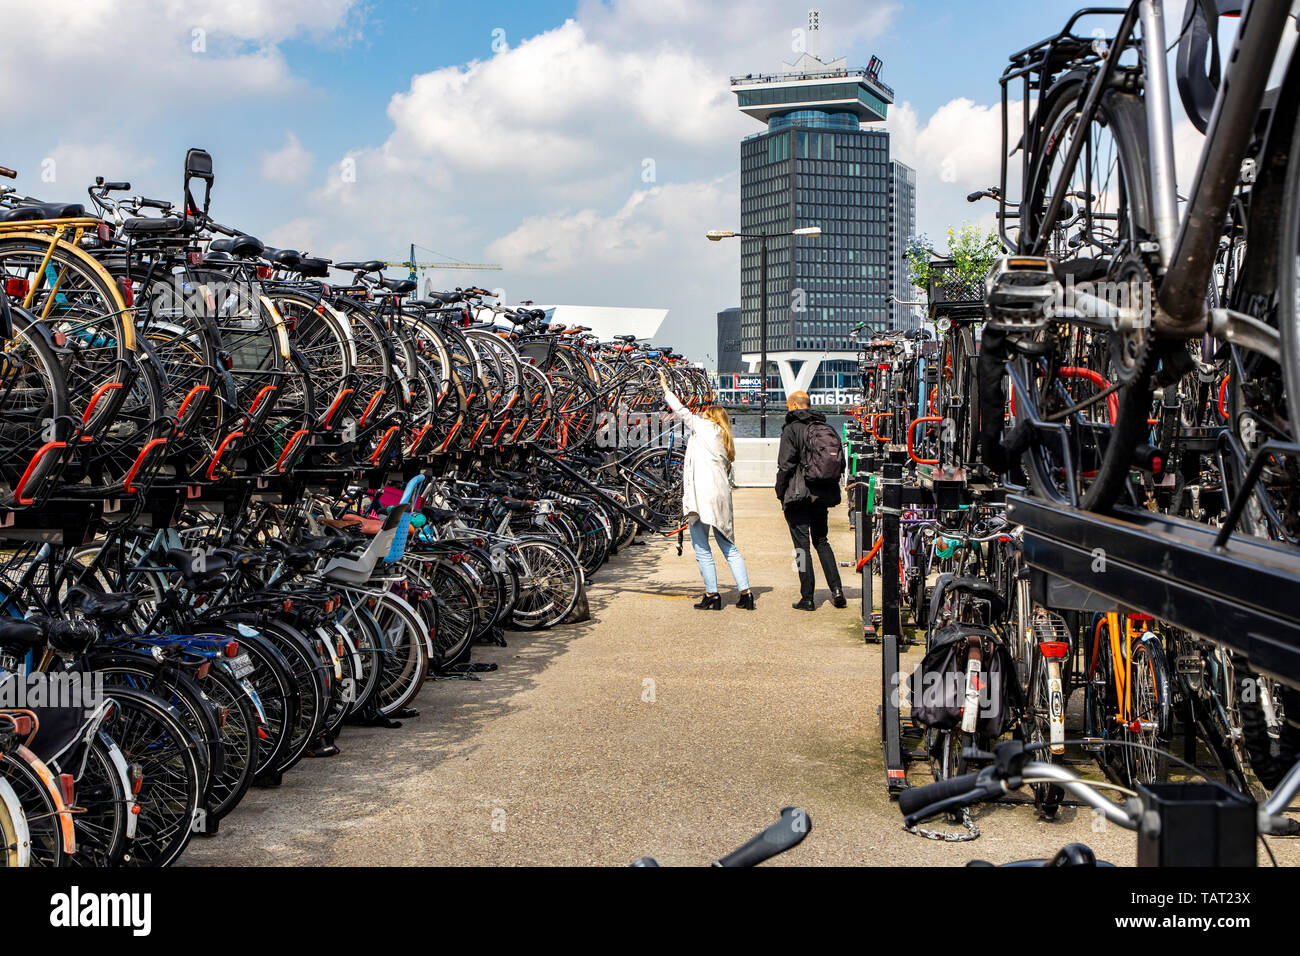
[{"x1": 385, "y1": 243, "x2": 502, "y2": 281}]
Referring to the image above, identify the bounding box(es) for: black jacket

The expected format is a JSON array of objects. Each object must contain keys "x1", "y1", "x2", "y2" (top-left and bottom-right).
[{"x1": 775, "y1": 409, "x2": 842, "y2": 508}]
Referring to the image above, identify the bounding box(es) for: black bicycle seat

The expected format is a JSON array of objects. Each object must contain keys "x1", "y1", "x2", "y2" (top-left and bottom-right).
[
  {"x1": 267, "y1": 248, "x2": 302, "y2": 268},
  {"x1": 948, "y1": 576, "x2": 1006, "y2": 617},
  {"x1": 0, "y1": 202, "x2": 86, "y2": 222},
  {"x1": 380, "y1": 277, "x2": 417, "y2": 294},
  {"x1": 67, "y1": 587, "x2": 138, "y2": 622},
  {"x1": 165, "y1": 548, "x2": 230, "y2": 577},
  {"x1": 335, "y1": 260, "x2": 384, "y2": 273},
  {"x1": 0, "y1": 618, "x2": 44, "y2": 651},
  {"x1": 208, "y1": 235, "x2": 265, "y2": 258}
]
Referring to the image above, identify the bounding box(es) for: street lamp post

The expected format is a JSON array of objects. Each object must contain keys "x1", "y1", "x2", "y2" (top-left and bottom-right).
[{"x1": 707, "y1": 226, "x2": 821, "y2": 437}]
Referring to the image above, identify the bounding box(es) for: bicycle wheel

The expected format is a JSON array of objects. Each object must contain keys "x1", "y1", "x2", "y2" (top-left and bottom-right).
[
  {"x1": 0, "y1": 776, "x2": 29, "y2": 867},
  {"x1": 196, "y1": 665, "x2": 260, "y2": 822},
  {"x1": 0, "y1": 307, "x2": 70, "y2": 508},
  {"x1": 1015, "y1": 75, "x2": 1156, "y2": 511},
  {"x1": 369, "y1": 591, "x2": 429, "y2": 716},
  {"x1": 509, "y1": 537, "x2": 581, "y2": 630},
  {"x1": 0, "y1": 236, "x2": 133, "y2": 434},
  {"x1": 102, "y1": 687, "x2": 203, "y2": 867},
  {"x1": 1122, "y1": 633, "x2": 1172, "y2": 787},
  {"x1": 0, "y1": 748, "x2": 65, "y2": 866},
  {"x1": 63, "y1": 732, "x2": 130, "y2": 867},
  {"x1": 1238, "y1": 667, "x2": 1300, "y2": 790},
  {"x1": 1272, "y1": 97, "x2": 1300, "y2": 431}
]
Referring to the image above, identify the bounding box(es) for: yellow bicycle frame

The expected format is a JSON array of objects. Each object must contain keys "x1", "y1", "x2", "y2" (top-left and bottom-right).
[
  {"x1": 0, "y1": 218, "x2": 135, "y2": 350},
  {"x1": 1102, "y1": 611, "x2": 1146, "y2": 725}
]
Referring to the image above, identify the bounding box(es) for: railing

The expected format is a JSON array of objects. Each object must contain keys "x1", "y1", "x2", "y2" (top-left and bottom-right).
[{"x1": 730, "y1": 69, "x2": 895, "y2": 101}]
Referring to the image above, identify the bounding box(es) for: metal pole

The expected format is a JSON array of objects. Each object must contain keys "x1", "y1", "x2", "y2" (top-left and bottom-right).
[
  {"x1": 1138, "y1": 0, "x2": 1179, "y2": 270},
  {"x1": 760, "y1": 234, "x2": 768, "y2": 438}
]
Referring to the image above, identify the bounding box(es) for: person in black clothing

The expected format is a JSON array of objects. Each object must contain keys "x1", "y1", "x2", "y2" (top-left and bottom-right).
[{"x1": 775, "y1": 391, "x2": 846, "y2": 611}]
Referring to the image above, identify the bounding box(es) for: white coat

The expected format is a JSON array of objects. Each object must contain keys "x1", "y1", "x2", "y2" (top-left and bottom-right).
[{"x1": 664, "y1": 389, "x2": 735, "y2": 542}]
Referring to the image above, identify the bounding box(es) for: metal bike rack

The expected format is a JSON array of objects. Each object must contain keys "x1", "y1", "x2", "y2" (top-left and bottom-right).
[{"x1": 1009, "y1": 494, "x2": 1300, "y2": 692}]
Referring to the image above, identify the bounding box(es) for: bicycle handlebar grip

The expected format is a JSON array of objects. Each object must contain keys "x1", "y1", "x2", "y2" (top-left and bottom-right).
[
  {"x1": 713, "y1": 806, "x2": 811, "y2": 867},
  {"x1": 897, "y1": 772, "x2": 982, "y2": 817}
]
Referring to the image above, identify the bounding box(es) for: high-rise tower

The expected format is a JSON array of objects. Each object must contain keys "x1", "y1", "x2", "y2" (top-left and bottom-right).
[{"x1": 729, "y1": 11, "x2": 915, "y2": 400}]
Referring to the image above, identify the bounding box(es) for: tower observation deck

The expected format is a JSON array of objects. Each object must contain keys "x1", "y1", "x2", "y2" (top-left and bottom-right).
[{"x1": 726, "y1": 11, "x2": 914, "y2": 406}]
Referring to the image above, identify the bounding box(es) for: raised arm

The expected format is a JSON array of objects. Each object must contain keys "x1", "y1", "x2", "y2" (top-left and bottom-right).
[{"x1": 659, "y1": 371, "x2": 701, "y2": 430}]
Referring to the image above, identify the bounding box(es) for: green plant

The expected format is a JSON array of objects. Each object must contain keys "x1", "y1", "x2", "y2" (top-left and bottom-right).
[
  {"x1": 905, "y1": 234, "x2": 935, "y2": 290},
  {"x1": 905, "y1": 224, "x2": 1001, "y2": 292},
  {"x1": 946, "y1": 224, "x2": 1001, "y2": 287}
]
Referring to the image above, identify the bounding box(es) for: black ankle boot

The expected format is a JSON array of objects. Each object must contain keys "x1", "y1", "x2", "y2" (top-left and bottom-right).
[
  {"x1": 831, "y1": 589, "x2": 847, "y2": 609},
  {"x1": 694, "y1": 593, "x2": 722, "y2": 610},
  {"x1": 736, "y1": 591, "x2": 755, "y2": 610}
]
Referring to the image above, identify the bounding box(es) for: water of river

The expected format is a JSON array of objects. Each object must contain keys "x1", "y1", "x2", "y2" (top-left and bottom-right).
[{"x1": 728, "y1": 411, "x2": 850, "y2": 438}]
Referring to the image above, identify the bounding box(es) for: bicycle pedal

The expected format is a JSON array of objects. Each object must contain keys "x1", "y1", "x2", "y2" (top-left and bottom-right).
[{"x1": 984, "y1": 255, "x2": 1060, "y2": 330}]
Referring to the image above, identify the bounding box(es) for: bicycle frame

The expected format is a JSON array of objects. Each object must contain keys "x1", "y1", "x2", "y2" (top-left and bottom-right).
[{"x1": 1006, "y1": 0, "x2": 1293, "y2": 342}]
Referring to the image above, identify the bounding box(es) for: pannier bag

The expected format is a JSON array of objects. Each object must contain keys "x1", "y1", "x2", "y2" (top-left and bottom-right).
[{"x1": 908, "y1": 623, "x2": 1020, "y2": 737}]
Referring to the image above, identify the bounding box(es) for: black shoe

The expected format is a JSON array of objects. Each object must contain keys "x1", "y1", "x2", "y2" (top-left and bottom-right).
[
  {"x1": 694, "y1": 593, "x2": 722, "y2": 610},
  {"x1": 792, "y1": 598, "x2": 816, "y2": 611},
  {"x1": 831, "y1": 589, "x2": 847, "y2": 609},
  {"x1": 736, "y1": 591, "x2": 755, "y2": 610}
]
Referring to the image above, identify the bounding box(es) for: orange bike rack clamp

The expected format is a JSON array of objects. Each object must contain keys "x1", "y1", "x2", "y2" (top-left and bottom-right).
[{"x1": 907, "y1": 415, "x2": 943, "y2": 466}]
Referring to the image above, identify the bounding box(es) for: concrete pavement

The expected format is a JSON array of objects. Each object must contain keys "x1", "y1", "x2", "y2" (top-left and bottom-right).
[{"x1": 183, "y1": 487, "x2": 1297, "y2": 866}]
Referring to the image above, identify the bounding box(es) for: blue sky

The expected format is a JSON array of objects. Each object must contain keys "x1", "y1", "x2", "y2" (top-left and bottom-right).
[{"x1": 1, "y1": 0, "x2": 1205, "y2": 360}]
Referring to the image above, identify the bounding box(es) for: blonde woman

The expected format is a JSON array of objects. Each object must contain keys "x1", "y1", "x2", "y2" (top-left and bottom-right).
[{"x1": 658, "y1": 370, "x2": 754, "y2": 610}]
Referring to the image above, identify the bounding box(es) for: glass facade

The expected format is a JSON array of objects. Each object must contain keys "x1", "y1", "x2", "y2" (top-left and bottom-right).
[
  {"x1": 736, "y1": 84, "x2": 890, "y2": 121},
  {"x1": 889, "y1": 160, "x2": 918, "y2": 330},
  {"x1": 739, "y1": 117, "x2": 895, "y2": 354}
]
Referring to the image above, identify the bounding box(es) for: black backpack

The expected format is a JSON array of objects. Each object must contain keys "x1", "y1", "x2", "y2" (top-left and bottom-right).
[{"x1": 800, "y1": 421, "x2": 844, "y2": 482}]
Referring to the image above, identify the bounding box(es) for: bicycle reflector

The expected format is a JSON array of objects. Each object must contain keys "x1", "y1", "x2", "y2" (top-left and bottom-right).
[
  {"x1": 58, "y1": 773, "x2": 75, "y2": 807},
  {"x1": 4, "y1": 277, "x2": 30, "y2": 298},
  {"x1": 223, "y1": 641, "x2": 240, "y2": 658},
  {"x1": 1039, "y1": 642, "x2": 1070, "y2": 659}
]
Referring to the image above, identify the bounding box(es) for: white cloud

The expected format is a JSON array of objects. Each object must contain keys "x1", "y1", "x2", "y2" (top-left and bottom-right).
[
  {"x1": 281, "y1": 2, "x2": 901, "y2": 358},
  {"x1": 261, "y1": 132, "x2": 314, "y2": 184},
  {"x1": 0, "y1": 0, "x2": 359, "y2": 121},
  {"x1": 487, "y1": 177, "x2": 738, "y2": 278}
]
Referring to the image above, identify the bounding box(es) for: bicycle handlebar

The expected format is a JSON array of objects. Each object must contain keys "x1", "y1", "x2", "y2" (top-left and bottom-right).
[{"x1": 714, "y1": 806, "x2": 812, "y2": 866}]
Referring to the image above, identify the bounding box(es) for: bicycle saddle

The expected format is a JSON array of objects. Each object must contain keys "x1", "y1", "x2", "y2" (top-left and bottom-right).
[
  {"x1": 335, "y1": 260, "x2": 384, "y2": 273},
  {"x1": 208, "y1": 235, "x2": 265, "y2": 258},
  {"x1": 165, "y1": 547, "x2": 230, "y2": 577},
  {"x1": 267, "y1": 247, "x2": 302, "y2": 268},
  {"x1": 379, "y1": 277, "x2": 417, "y2": 294},
  {"x1": 212, "y1": 547, "x2": 268, "y2": 569},
  {"x1": 947, "y1": 576, "x2": 1006, "y2": 616},
  {"x1": 66, "y1": 586, "x2": 138, "y2": 622},
  {"x1": 0, "y1": 202, "x2": 86, "y2": 222},
  {"x1": 0, "y1": 618, "x2": 44, "y2": 651}
]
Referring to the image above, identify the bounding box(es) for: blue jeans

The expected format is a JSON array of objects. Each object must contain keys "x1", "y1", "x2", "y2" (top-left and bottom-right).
[{"x1": 689, "y1": 521, "x2": 750, "y2": 593}]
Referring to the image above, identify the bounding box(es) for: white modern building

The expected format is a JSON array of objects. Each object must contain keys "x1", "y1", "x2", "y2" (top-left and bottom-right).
[{"x1": 535, "y1": 305, "x2": 667, "y2": 342}]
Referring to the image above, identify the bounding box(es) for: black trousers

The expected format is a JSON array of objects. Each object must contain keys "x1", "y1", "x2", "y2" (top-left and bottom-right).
[{"x1": 784, "y1": 501, "x2": 842, "y2": 601}]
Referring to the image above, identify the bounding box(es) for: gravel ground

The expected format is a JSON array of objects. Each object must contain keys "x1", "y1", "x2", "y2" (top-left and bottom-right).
[{"x1": 183, "y1": 488, "x2": 1299, "y2": 866}]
